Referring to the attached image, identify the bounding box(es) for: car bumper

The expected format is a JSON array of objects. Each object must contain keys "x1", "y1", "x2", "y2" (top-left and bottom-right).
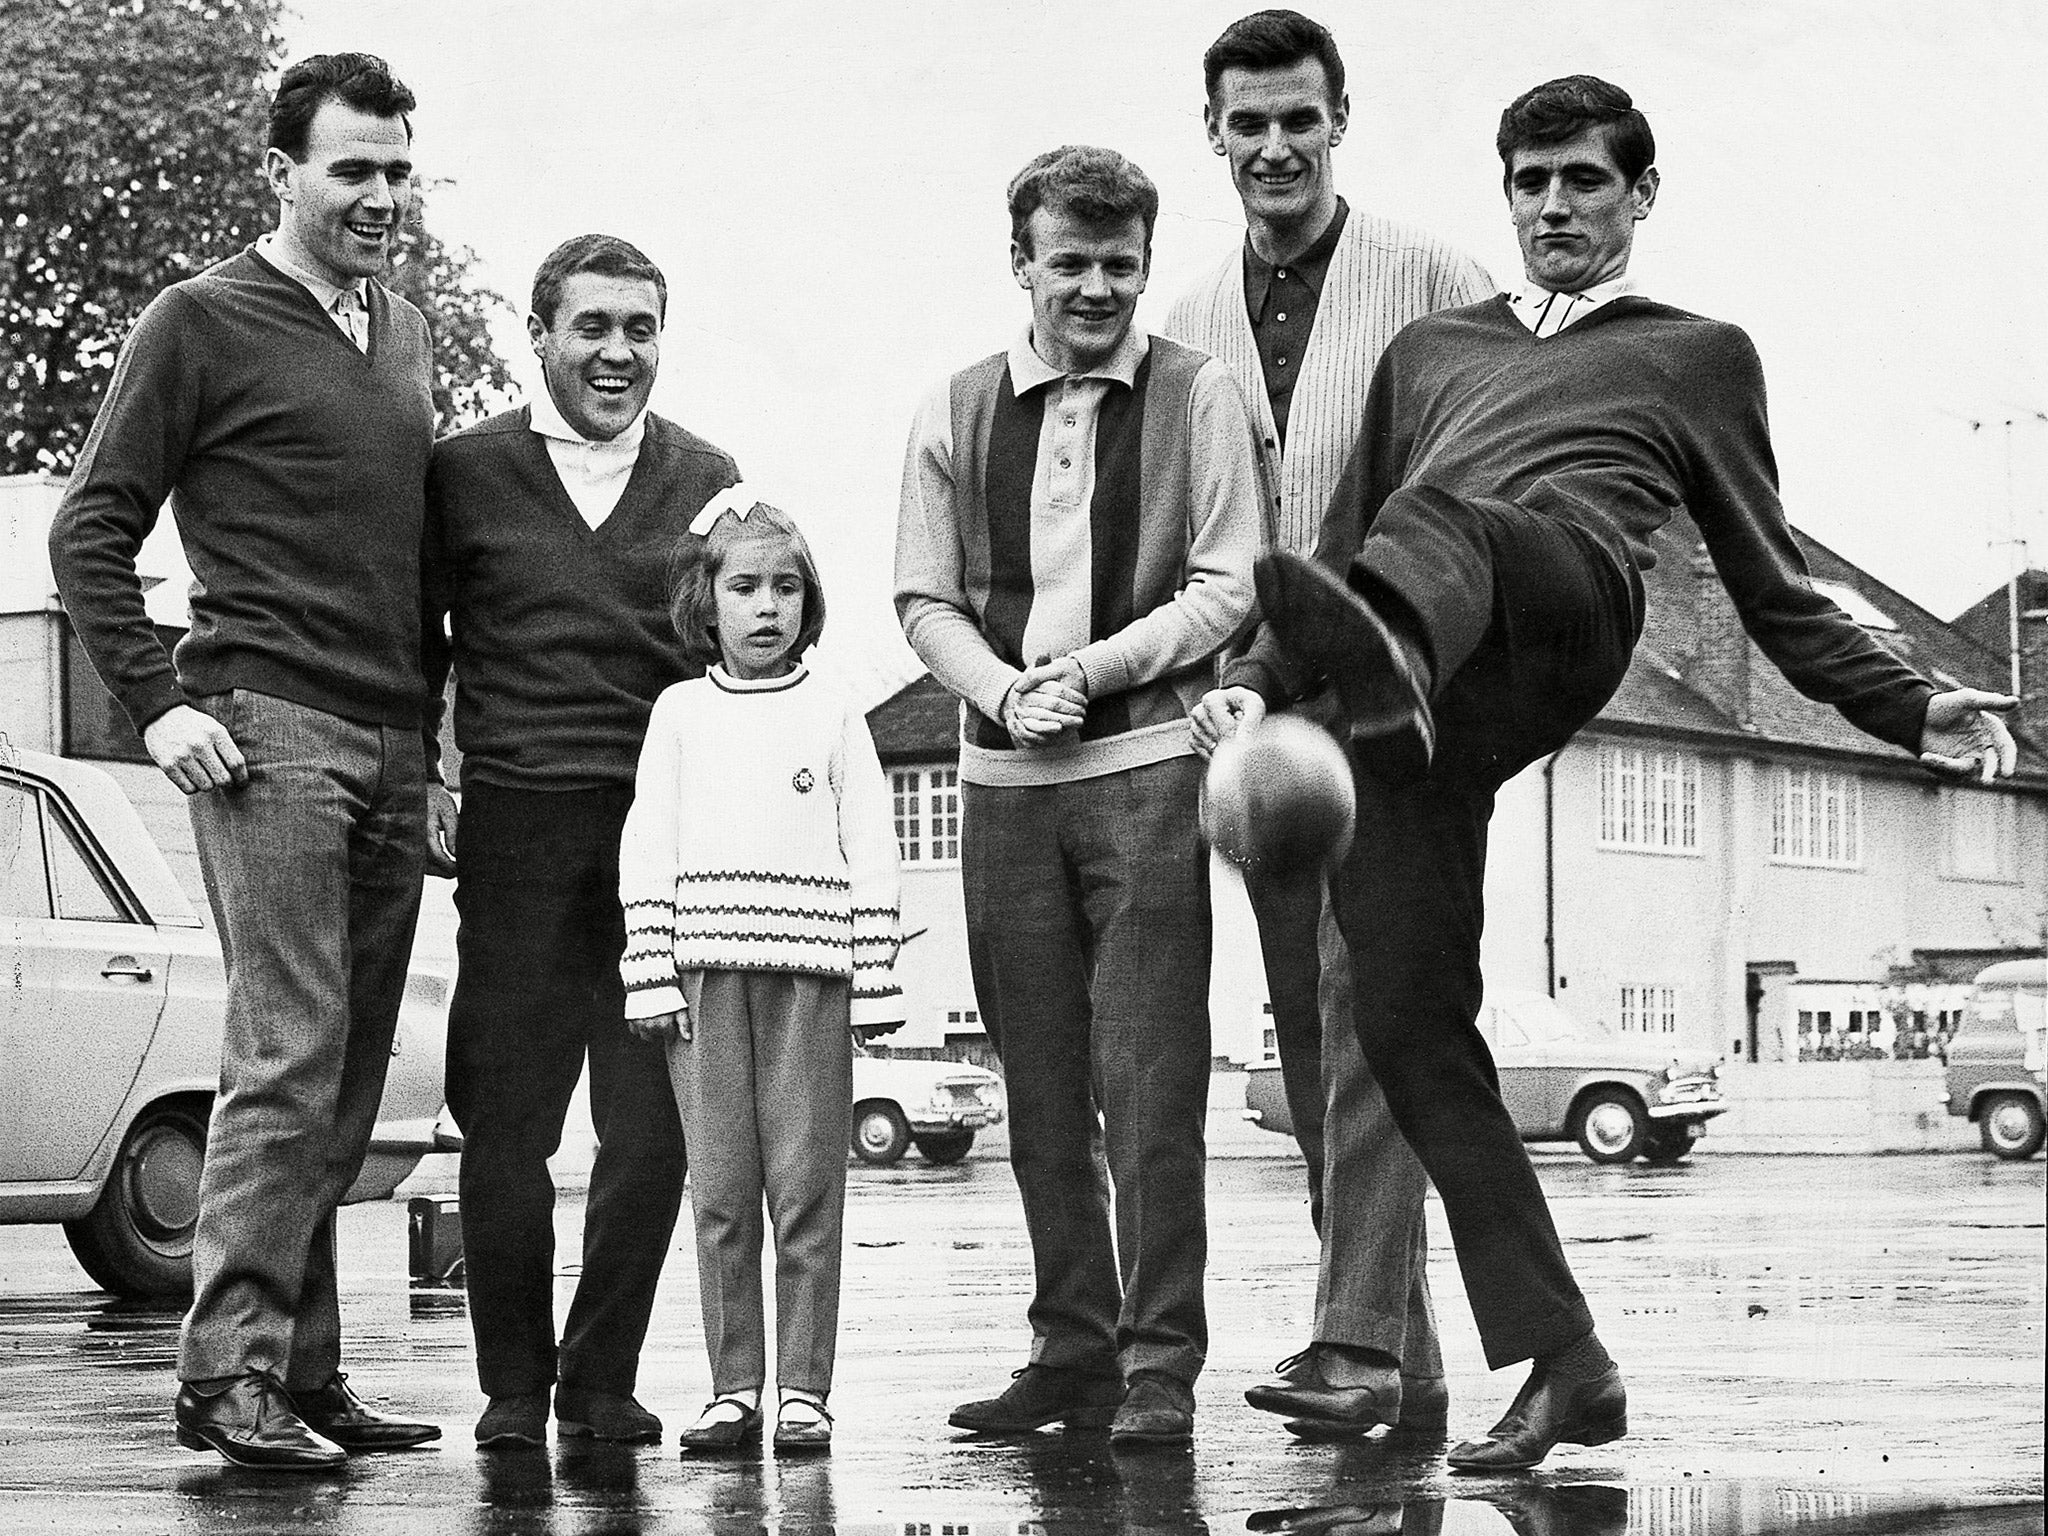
[
  {"x1": 1648, "y1": 1100, "x2": 1729, "y2": 1123},
  {"x1": 906, "y1": 1109, "x2": 1002, "y2": 1134}
]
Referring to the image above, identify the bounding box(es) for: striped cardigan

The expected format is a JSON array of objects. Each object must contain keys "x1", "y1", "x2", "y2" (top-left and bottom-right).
[
  {"x1": 617, "y1": 665, "x2": 903, "y2": 1029},
  {"x1": 895, "y1": 330, "x2": 1261, "y2": 786},
  {"x1": 1161, "y1": 208, "x2": 1493, "y2": 557}
]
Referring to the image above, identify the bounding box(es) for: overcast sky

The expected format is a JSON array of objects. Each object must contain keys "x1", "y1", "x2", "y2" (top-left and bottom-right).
[{"x1": 284, "y1": 0, "x2": 2048, "y2": 695}]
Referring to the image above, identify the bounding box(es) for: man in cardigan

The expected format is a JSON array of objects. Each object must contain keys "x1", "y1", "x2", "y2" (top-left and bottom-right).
[
  {"x1": 422, "y1": 234, "x2": 739, "y2": 1449},
  {"x1": 1210, "y1": 75, "x2": 2019, "y2": 1471},
  {"x1": 1167, "y1": 9, "x2": 1491, "y2": 1440},
  {"x1": 895, "y1": 145, "x2": 1261, "y2": 1449},
  {"x1": 49, "y1": 54, "x2": 440, "y2": 1469}
]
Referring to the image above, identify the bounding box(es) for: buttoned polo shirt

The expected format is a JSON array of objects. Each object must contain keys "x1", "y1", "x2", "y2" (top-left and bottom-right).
[
  {"x1": 1241, "y1": 198, "x2": 1349, "y2": 447},
  {"x1": 1506, "y1": 272, "x2": 1640, "y2": 337},
  {"x1": 1003, "y1": 321, "x2": 1151, "y2": 670},
  {"x1": 526, "y1": 387, "x2": 649, "y2": 529},
  {"x1": 256, "y1": 233, "x2": 370, "y2": 350}
]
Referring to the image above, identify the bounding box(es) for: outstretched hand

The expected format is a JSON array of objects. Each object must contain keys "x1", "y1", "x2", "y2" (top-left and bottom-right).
[{"x1": 1919, "y1": 689, "x2": 2019, "y2": 784}]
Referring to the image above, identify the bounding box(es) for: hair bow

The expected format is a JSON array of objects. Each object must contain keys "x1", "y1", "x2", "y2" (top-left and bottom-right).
[{"x1": 689, "y1": 482, "x2": 777, "y2": 536}]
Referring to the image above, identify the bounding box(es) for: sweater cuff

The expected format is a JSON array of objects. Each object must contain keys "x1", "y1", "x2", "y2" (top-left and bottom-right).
[
  {"x1": 851, "y1": 982, "x2": 905, "y2": 1033},
  {"x1": 126, "y1": 676, "x2": 192, "y2": 735},
  {"x1": 1071, "y1": 640, "x2": 1129, "y2": 701},
  {"x1": 624, "y1": 982, "x2": 683, "y2": 1021}
]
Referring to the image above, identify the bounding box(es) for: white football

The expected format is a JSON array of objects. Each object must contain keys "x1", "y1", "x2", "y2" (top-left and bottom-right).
[{"x1": 1201, "y1": 714, "x2": 1356, "y2": 881}]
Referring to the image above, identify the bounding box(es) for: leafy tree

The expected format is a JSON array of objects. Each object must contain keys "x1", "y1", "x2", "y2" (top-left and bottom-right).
[{"x1": 0, "y1": 0, "x2": 511, "y2": 474}]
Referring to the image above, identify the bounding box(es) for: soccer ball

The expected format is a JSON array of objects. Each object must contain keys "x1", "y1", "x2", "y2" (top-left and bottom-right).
[{"x1": 1200, "y1": 714, "x2": 1356, "y2": 882}]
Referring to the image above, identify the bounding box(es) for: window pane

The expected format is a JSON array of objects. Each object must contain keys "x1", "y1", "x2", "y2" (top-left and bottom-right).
[
  {"x1": 0, "y1": 783, "x2": 52, "y2": 919},
  {"x1": 49, "y1": 816, "x2": 124, "y2": 922}
]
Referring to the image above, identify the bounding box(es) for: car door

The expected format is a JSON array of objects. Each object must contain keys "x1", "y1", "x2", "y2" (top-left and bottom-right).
[
  {"x1": 1482, "y1": 1000, "x2": 1553, "y2": 1135},
  {"x1": 0, "y1": 774, "x2": 173, "y2": 1183}
]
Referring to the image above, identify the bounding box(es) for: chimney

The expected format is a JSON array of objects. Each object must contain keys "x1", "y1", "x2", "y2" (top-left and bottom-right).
[{"x1": 1685, "y1": 542, "x2": 1755, "y2": 730}]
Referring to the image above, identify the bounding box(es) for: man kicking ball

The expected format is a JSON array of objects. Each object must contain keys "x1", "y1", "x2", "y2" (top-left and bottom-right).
[{"x1": 1197, "y1": 74, "x2": 2017, "y2": 1471}]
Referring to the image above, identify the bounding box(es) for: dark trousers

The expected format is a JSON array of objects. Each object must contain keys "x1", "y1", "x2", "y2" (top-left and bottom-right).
[
  {"x1": 1329, "y1": 487, "x2": 1640, "y2": 1369},
  {"x1": 446, "y1": 783, "x2": 687, "y2": 1399},
  {"x1": 961, "y1": 757, "x2": 1213, "y2": 1386},
  {"x1": 1244, "y1": 866, "x2": 1327, "y2": 1212}
]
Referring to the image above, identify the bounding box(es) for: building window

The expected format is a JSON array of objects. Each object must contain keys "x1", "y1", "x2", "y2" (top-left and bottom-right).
[
  {"x1": 1619, "y1": 984, "x2": 1678, "y2": 1035},
  {"x1": 1771, "y1": 766, "x2": 1862, "y2": 867},
  {"x1": 891, "y1": 766, "x2": 961, "y2": 866},
  {"x1": 1597, "y1": 744, "x2": 1700, "y2": 854},
  {"x1": 1944, "y1": 787, "x2": 2017, "y2": 882}
]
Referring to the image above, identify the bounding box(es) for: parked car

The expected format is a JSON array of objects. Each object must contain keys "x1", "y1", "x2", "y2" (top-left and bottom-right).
[
  {"x1": 850, "y1": 1043, "x2": 1005, "y2": 1166},
  {"x1": 1942, "y1": 958, "x2": 2047, "y2": 1160},
  {"x1": 1245, "y1": 988, "x2": 1727, "y2": 1164},
  {"x1": 0, "y1": 748, "x2": 454, "y2": 1300}
]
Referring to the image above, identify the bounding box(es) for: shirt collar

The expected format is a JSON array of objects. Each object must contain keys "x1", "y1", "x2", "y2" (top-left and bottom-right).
[
  {"x1": 527, "y1": 384, "x2": 649, "y2": 455},
  {"x1": 1243, "y1": 196, "x2": 1349, "y2": 316},
  {"x1": 1507, "y1": 272, "x2": 1641, "y2": 331},
  {"x1": 256, "y1": 233, "x2": 367, "y2": 315},
  {"x1": 1008, "y1": 321, "x2": 1151, "y2": 397}
]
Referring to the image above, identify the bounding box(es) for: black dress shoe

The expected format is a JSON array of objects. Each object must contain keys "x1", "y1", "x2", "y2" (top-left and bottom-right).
[
  {"x1": 949, "y1": 1364, "x2": 1124, "y2": 1434},
  {"x1": 1109, "y1": 1371, "x2": 1194, "y2": 1449},
  {"x1": 291, "y1": 1373, "x2": 441, "y2": 1451},
  {"x1": 1445, "y1": 1363, "x2": 1626, "y2": 1472},
  {"x1": 1255, "y1": 553, "x2": 1434, "y2": 779},
  {"x1": 1247, "y1": 1346, "x2": 1412, "y2": 1434},
  {"x1": 175, "y1": 1375, "x2": 347, "y2": 1471}
]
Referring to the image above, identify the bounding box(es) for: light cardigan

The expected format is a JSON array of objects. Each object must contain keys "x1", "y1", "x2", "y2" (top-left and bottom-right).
[
  {"x1": 618, "y1": 664, "x2": 903, "y2": 1028},
  {"x1": 1161, "y1": 209, "x2": 1493, "y2": 557}
]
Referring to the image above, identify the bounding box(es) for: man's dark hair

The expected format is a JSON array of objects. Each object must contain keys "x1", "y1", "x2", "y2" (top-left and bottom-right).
[
  {"x1": 1202, "y1": 10, "x2": 1345, "y2": 110},
  {"x1": 1495, "y1": 75, "x2": 1655, "y2": 190},
  {"x1": 268, "y1": 53, "x2": 416, "y2": 161},
  {"x1": 531, "y1": 234, "x2": 669, "y2": 328},
  {"x1": 1007, "y1": 146, "x2": 1159, "y2": 255}
]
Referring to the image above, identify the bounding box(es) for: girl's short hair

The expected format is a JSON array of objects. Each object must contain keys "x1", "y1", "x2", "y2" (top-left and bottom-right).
[{"x1": 669, "y1": 500, "x2": 828, "y2": 668}]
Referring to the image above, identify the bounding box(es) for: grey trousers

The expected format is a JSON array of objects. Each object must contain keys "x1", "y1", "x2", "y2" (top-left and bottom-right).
[
  {"x1": 1312, "y1": 899, "x2": 1442, "y2": 1377},
  {"x1": 178, "y1": 689, "x2": 425, "y2": 1387},
  {"x1": 667, "y1": 970, "x2": 852, "y2": 1397}
]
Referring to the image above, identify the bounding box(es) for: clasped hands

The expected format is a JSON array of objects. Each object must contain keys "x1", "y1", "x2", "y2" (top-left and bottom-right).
[{"x1": 1003, "y1": 655, "x2": 1088, "y2": 748}]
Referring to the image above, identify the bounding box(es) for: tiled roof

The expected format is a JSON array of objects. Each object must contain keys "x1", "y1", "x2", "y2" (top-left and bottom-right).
[{"x1": 867, "y1": 673, "x2": 960, "y2": 763}]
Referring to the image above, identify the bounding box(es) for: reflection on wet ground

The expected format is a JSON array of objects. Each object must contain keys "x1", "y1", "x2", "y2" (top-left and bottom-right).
[{"x1": 0, "y1": 1153, "x2": 2040, "y2": 1534}]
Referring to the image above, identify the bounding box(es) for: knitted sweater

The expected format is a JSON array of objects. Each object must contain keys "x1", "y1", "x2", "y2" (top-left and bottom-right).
[
  {"x1": 1162, "y1": 210, "x2": 1492, "y2": 556},
  {"x1": 895, "y1": 331, "x2": 1261, "y2": 786},
  {"x1": 422, "y1": 407, "x2": 739, "y2": 790},
  {"x1": 1231, "y1": 295, "x2": 1935, "y2": 752},
  {"x1": 618, "y1": 665, "x2": 903, "y2": 1028},
  {"x1": 50, "y1": 248, "x2": 434, "y2": 731}
]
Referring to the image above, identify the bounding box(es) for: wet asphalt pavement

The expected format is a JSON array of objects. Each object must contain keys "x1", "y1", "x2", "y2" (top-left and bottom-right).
[{"x1": 0, "y1": 1146, "x2": 2040, "y2": 1535}]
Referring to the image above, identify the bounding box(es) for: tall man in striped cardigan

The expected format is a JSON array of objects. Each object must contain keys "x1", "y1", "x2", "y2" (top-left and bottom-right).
[
  {"x1": 1211, "y1": 74, "x2": 2018, "y2": 1470},
  {"x1": 896, "y1": 145, "x2": 1262, "y2": 1449},
  {"x1": 423, "y1": 234, "x2": 739, "y2": 1450},
  {"x1": 1168, "y1": 10, "x2": 1492, "y2": 1441}
]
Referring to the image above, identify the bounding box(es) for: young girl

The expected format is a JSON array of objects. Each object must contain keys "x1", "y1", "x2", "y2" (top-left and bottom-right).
[{"x1": 619, "y1": 490, "x2": 902, "y2": 1454}]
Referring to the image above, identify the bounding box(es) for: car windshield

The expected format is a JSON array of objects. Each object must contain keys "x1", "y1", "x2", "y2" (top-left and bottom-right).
[{"x1": 1505, "y1": 995, "x2": 1597, "y2": 1047}]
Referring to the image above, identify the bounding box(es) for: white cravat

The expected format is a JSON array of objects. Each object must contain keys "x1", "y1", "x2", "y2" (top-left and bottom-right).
[
  {"x1": 527, "y1": 387, "x2": 647, "y2": 530},
  {"x1": 1509, "y1": 273, "x2": 1639, "y2": 338}
]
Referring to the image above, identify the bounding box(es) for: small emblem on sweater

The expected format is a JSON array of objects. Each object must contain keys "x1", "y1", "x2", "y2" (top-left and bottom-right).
[{"x1": 792, "y1": 767, "x2": 815, "y2": 794}]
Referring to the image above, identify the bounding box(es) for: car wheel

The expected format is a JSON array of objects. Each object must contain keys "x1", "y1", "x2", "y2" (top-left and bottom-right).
[
  {"x1": 1978, "y1": 1092, "x2": 2046, "y2": 1160},
  {"x1": 62, "y1": 1099, "x2": 209, "y2": 1301},
  {"x1": 850, "y1": 1101, "x2": 912, "y2": 1165},
  {"x1": 913, "y1": 1130, "x2": 975, "y2": 1166},
  {"x1": 1571, "y1": 1090, "x2": 1649, "y2": 1165},
  {"x1": 1642, "y1": 1121, "x2": 1700, "y2": 1165}
]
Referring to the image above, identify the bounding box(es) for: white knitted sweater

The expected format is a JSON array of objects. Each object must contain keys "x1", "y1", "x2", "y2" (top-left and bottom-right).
[{"x1": 618, "y1": 664, "x2": 903, "y2": 1029}]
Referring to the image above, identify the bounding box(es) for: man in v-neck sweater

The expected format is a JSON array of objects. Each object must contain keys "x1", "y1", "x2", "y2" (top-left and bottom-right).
[
  {"x1": 421, "y1": 235, "x2": 738, "y2": 1450},
  {"x1": 1217, "y1": 75, "x2": 2018, "y2": 1471},
  {"x1": 51, "y1": 55, "x2": 441, "y2": 1469}
]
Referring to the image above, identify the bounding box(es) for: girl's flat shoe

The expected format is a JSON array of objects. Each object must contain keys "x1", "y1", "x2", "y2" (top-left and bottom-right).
[
  {"x1": 773, "y1": 1394, "x2": 832, "y2": 1454},
  {"x1": 679, "y1": 1395, "x2": 762, "y2": 1453}
]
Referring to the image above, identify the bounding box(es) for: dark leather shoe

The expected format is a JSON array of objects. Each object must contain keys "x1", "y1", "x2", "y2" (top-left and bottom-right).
[
  {"x1": 950, "y1": 1364, "x2": 1124, "y2": 1434},
  {"x1": 175, "y1": 1375, "x2": 347, "y2": 1471},
  {"x1": 1446, "y1": 1363, "x2": 1627, "y2": 1472},
  {"x1": 1255, "y1": 553, "x2": 1434, "y2": 779},
  {"x1": 554, "y1": 1386, "x2": 662, "y2": 1443},
  {"x1": 475, "y1": 1393, "x2": 549, "y2": 1449},
  {"x1": 1109, "y1": 1371, "x2": 1194, "y2": 1449},
  {"x1": 289, "y1": 1373, "x2": 439, "y2": 1451},
  {"x1": 1247, "y1": 1347, "x2": 1401, "y2": 1434}
]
